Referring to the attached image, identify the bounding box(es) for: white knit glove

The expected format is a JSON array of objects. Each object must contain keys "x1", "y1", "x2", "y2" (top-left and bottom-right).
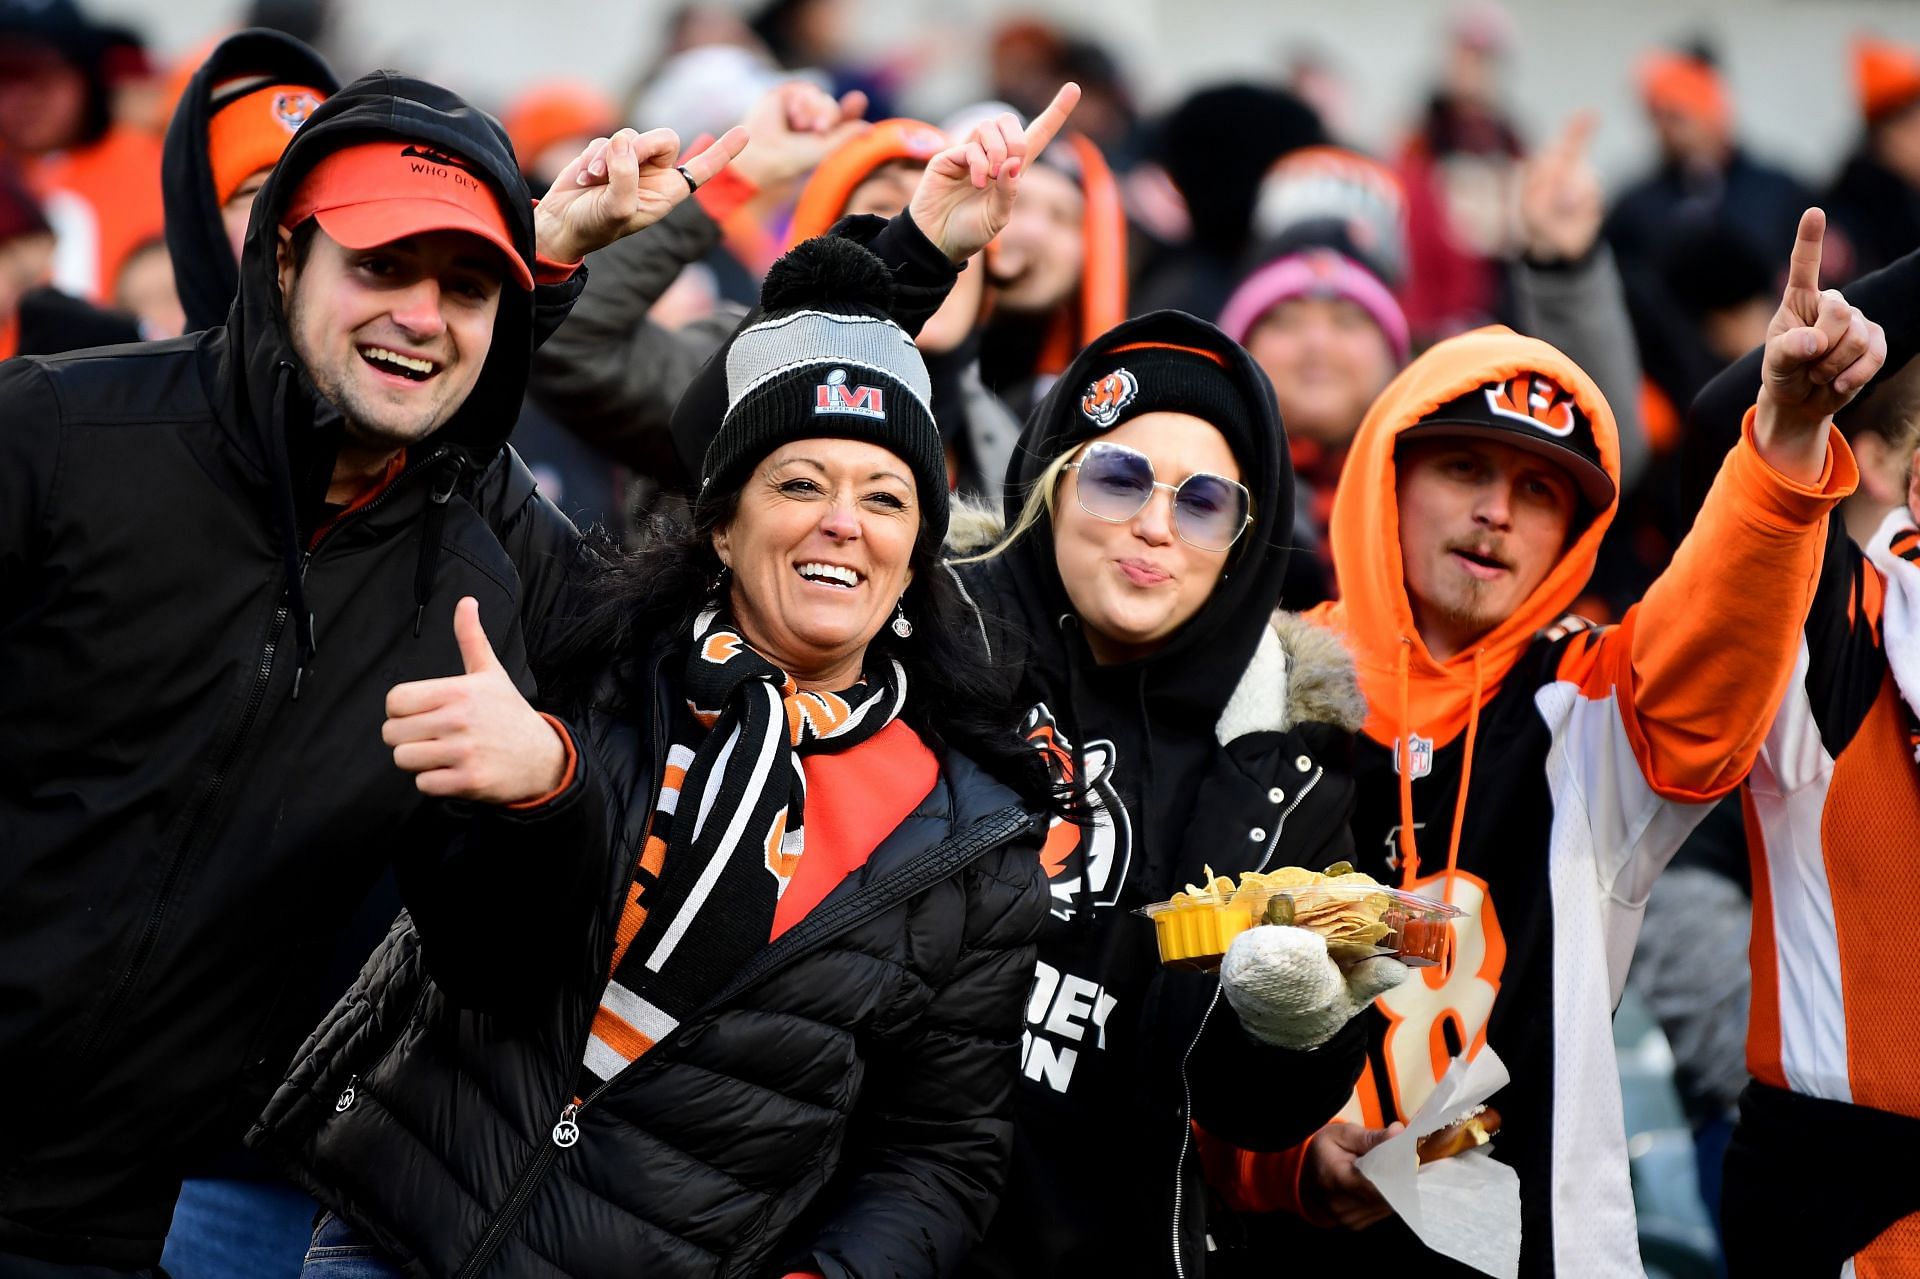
[{"x1": 1219, "y1": 926, "x2": 1410, "y2": 1050}]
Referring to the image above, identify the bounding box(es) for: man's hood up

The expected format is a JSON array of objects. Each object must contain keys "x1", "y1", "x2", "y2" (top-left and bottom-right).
[
  {"x1": 225, "y1": 69, "x2": 540, "y2": 519},
  {"x1": 163, "y1": 27, "x2": 338, "y2": 334},
  {"x1": 1316, "y1": 324, "x2": 1621, "y2": 746}
]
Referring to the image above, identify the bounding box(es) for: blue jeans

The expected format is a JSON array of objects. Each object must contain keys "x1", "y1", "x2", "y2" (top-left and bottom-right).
[
  {"x1": 160, "y1": 1177, "x2": 316, "y2": 1279},
  {"x1": 297, "y1": 1216, "x2": 407, "y2": 1279}
]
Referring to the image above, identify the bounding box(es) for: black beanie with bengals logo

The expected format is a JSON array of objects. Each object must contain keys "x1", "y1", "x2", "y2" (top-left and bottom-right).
[{"x1": 1057, "y1": 333, "x2": 1261, "y2": 469}]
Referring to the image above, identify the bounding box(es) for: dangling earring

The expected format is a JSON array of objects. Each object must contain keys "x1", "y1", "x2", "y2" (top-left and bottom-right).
[
  {"x1": 708, "y1": 564, "x2": 731, "y2": 599},
  {"x1": 890, "y1": 599, "x2": 914, "y2": 638}
]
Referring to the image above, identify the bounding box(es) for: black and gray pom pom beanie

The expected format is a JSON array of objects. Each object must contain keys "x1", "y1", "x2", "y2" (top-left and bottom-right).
[{"x1": 702, "y1": 235, "x2": 948, "y2": 541}]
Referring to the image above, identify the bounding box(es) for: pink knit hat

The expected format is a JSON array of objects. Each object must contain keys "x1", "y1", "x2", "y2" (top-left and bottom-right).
[{"x1": 1217, "y1": 247, "x2": 1411, "y2": 365}]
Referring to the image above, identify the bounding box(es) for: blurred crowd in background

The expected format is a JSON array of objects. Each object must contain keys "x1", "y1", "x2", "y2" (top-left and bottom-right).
[{"x1": 3, "y1": 0, "x2": 1918, "y2": 1273}]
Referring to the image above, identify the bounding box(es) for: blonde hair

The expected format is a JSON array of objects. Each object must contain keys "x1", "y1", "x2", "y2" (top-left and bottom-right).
[{"x1": 949, "y1": 445, "x2": 1080, "y2": 565}]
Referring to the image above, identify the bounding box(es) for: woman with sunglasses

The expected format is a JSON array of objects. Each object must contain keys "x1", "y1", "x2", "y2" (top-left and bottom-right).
[{"x1": 949, "y1": 311, "x2": 1404, "y2": 1278}]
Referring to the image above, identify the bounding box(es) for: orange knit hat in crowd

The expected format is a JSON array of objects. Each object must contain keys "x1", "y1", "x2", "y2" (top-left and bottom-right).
[
  {"x1": 1854, "y1": 36, "x2": 1920, "y2": 125},
  {"x1": 500, "y1": 81, "x2": 618, "y2": 174},
  {"x1": 1638, "y1": 51, "x2": 1729, "y2": 133},
  {"x1": 208, "y1": 82, "x2": 324, "y2": 205},
  {"x1": 280, "y1": 139, "x2": 533, "y2": 290},
  {"x1": 786, "y1": 118, "x2": 950, "y2": 246}
]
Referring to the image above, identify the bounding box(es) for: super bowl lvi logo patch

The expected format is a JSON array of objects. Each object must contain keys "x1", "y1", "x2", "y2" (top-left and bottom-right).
[
  {"x1": 814, "y1": 368, "x2": 886, "y2": 420},
  {"x1": 1484, "y1": 373, "x2": 1577, "y2": 437},
  {"x1": 1080, "y1": 368, "x2": 1137, "y2": 428}
]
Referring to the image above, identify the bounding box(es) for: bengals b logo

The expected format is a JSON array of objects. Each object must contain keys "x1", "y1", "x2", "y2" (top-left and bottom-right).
[
  {"x1": 1484, "y1": 373, "x2": 1577, "y2": 437},
  {"x1": 1080, "y1": 369, "x2": 1138, "y2": 429}
]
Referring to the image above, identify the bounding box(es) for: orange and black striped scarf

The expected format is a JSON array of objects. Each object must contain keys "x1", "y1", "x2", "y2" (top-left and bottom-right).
[{"x1": 579, "y1": 608, "x2": 906, "y2": 1089}]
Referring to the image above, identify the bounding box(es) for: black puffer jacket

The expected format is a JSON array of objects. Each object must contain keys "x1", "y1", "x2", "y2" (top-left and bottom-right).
[
  {"x1": 0, "y1": 74, "x2": 586, "y2": 1267},
  {"x1": 249, "y1": 638, "x2": 1049, "y2": 1279}
]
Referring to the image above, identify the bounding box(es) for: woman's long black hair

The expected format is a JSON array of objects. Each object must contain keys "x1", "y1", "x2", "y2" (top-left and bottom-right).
[{"x1": 541, "y1": 477, "x2": 1056, "y2": 813}]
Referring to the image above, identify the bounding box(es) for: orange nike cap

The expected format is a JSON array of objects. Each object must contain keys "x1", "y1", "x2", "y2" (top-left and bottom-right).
[{"x1": 280, "y1": 139, "x2": 533, "y2": 290}]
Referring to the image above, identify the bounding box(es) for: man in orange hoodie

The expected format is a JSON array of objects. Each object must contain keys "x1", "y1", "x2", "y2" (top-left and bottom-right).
[{"x1": 1223, "y1": 209, "x2": 1875, "y2": 1276}]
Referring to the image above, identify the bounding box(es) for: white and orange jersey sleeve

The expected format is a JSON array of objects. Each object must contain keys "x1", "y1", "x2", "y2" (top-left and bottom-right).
[
  {"x1": 1548, "y1": 408, "x2": 1855, "y2": 992},
  {"x1": 1746, "y1": 511, "x2": 1920, "y2": 1127}
]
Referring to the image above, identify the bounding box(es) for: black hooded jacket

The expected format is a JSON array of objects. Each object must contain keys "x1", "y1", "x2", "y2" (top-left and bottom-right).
[
  {"x1": 952, "y1": 313, "x2": 1368, "y2": 1277},
  {"x1": 162, "y1": 27, "x2": 341, "y2": 334},
  {"x1": 0, "y1": 72, "x2": 588, "y2": 1267}
]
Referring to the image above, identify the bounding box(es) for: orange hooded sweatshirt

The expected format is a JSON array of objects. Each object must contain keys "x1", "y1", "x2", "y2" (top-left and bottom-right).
[{"x1": 1220, "y1": 326, "x2": 1854, "y2": 1277}]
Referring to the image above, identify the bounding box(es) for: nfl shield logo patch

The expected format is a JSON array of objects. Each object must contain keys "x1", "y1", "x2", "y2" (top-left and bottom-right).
[{"x1": 1393, "y1": 733, "x2": 1433, "y2": 779}]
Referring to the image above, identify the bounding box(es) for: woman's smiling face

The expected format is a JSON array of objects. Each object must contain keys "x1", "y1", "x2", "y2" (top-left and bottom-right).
[{"x1": 713, "y1": 438, "x2": 919, "y2": 690}]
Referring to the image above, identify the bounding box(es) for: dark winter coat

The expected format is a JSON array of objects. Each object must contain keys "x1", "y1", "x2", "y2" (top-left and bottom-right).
[
  {"x1": 0, "y1": 73, "x2": 588, "y2": 1268},
  {"x1": 948, "y1": 312, "x2": 1370, "y2": 1278},
  {"x1": 249, "y1": 640, "x2": 1050, "y2": 1279},
  {"x1": 8, "y1": 285, "x2": 140, "y2": 354}
]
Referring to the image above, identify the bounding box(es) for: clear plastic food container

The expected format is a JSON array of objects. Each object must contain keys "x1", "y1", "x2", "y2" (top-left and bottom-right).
[{"x1": 1139, "y1": 874, "x2": 1465, "y2": 972}]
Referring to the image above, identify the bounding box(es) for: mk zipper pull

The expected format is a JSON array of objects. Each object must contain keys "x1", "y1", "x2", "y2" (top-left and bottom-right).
[
  {"x1": 551, "y1": 1102, "x2": 580, "y2": 1148},
  {"x1": 335, "y1": 1074, "x2": 359, "y2": 1113}
]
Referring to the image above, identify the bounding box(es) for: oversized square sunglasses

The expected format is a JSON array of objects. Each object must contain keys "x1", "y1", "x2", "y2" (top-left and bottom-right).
[{"x1": 1063, "y1": 441, "x2": 1253, "y2": 552}]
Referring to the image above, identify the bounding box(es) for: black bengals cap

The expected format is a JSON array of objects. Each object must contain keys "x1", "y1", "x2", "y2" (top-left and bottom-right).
[{"x1": 1399, "y1": 373, "x2": 1615, "y2": 511}]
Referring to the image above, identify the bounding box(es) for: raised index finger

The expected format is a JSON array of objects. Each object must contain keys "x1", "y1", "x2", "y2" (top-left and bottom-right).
[
  {"x1": 1785, "y1": 207, "x2": 1827, "y2": 295},
  {"x1": 1020, "y1": 81, "x2": 1083, "y2": 162}
]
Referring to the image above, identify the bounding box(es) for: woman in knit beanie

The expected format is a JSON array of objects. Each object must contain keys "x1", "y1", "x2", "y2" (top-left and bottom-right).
[
  {"x1": 948, "y1": 310, "x2": 1400, "y2": 1278},
  {"x1": 258, "y1": 234, "x2": 1058, "y2": 1278}
]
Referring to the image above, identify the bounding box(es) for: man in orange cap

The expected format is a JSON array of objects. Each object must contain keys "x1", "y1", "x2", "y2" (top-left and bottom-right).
[
  {"x1": 1826, "y1": 35, "x2": 1920, "y2": 279},
  {"x1": 1607, "y1": 47, "x2": 1813, "y2": 311},
  {"x1": 0, "y1": 68, "x2": 746, "y2": 1276},
  {"x1": 1235, "y1": 209, "x2": 1875, "y2": 1278}
]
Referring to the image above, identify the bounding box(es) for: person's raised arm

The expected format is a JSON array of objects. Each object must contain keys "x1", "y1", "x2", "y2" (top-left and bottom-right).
[
  {"x1": 1512, "y1": 111, "x2": 1650, "y2": 494},
  {"x1": 532, "y1": 124, "x2": 750, "y2": 268},
  {"x1": 669, "y1": 85, "x2": 1083, "y2": 477},
  {"x1": 529, "y1": 83, "x2": 867, "y2": 474},
  {"x1": 1685, "y1": 244, "x2": 1920, "y2": 520},
  {"x1": 904, "y1": 82, "x2": 1081, "y2": 267},
  {"x1": 1563, "y1": 211, "x2": 1869, "y2": 970}
]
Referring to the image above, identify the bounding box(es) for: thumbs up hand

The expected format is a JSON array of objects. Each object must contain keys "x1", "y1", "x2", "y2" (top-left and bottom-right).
[
  {"x1": 382, "y1": 597, "x2": 567, "y2": 804},
  {"x1": 1755, "y1": 207, "x2": 1887, "y2": 483}
]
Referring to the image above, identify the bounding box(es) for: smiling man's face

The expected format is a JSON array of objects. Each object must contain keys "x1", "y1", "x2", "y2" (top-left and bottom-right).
[
  {"x1": 279, "y1": 225, "x2": 504, "y2": 451},
  {"x1": 1395, "y1": 435, "x2": 1578, "y2": 661}
]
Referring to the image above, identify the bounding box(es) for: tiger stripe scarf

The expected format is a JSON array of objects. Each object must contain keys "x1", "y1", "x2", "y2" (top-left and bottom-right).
[{"x1": 580, "y1": 608, "x2": 907, "y2": 1092}]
